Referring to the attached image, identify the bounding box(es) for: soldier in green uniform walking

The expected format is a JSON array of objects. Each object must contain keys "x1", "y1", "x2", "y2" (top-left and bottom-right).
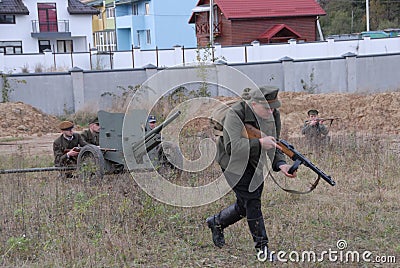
[{"x1": 206, "y1": 86, "x2": 296, "y2": 261}]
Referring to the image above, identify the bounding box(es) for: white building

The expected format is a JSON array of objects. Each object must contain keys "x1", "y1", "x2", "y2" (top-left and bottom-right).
[{"x1": 0, "y1": 0, "x2": 98, "y2": 54}]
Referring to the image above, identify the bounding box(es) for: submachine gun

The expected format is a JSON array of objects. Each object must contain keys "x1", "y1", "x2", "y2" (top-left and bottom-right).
[
  {"x1": 277, "y1": 139, "x2": 335, "y2": 186},
  {"x1": 242, "y1": 124, "x2": 336, "y2": 188}
]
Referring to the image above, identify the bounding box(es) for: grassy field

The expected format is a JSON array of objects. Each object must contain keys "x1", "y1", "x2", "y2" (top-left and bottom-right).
[{"x1": 0, "y1": 134, "x2": 399, "y2": 267}]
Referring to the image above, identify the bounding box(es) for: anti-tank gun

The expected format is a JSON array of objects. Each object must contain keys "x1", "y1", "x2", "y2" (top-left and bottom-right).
[{"x1": 0, "y1": 110, "x2": 182, "y2": 180}]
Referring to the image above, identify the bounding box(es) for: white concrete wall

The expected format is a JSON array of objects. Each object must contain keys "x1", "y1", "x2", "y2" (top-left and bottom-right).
[
  {"x1": 2, "y1": 36, "x2": 400, "y2": 73},
  {"x1": 2, "y1": 52, "x2": 400, "y2": 116}
]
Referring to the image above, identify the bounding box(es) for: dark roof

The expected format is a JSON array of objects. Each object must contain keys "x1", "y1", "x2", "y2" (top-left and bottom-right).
[
  {"x1": 0, "y1": 0, "x2": 29, "y2": 15},
  {"x1": 68, "y1": 0, "x2": 99, "y2": 15},
  {"x1": 190, "y1": 0, "x2": 325, "y2": 22}
]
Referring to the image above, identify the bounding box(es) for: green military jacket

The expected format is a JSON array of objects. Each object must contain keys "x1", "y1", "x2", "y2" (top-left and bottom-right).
[
  {"x1": 81, "y1": 129, "x2": 99, "y2": 146},
  {"x1": 216, "y1": 101, "x2": 286, "y2": 176},
  {"x1": 301, "y1": 123, "x2": 329, "y2": 142},
  {"x1": 53, "y1": 133, "x2": 88, "y2": 166}
]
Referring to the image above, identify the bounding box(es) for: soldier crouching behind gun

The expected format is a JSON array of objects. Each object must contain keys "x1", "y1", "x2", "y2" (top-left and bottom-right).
[
  {"x1": 81, "y1": 117, "x2": 100, "y2": 146},
  {"x1": 53, "y1": 121, "x2": 88, "y2": 177},
  {"x1": 301, "y1": 109, "x2": 329, "y2": 145},
  {"x1": 205, "y1": 86, "x2": 296, "y2": 261}
]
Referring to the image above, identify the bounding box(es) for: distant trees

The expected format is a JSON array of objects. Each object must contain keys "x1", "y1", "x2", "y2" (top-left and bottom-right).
[{"x1": 317, "y1": 0, "x2": 400, "y2": 35}]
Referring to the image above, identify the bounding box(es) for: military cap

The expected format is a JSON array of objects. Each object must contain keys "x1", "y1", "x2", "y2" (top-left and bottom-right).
[
  {"x1": 307, "y1": 109, "x2": 319, "y2": 116},
  {"x1": 89, "y1": 117, "x2": 99, "y2": 125},
  {"x1": 249, "y1": 86, "x2": 281, "y2": 109},
  {"x1": 148, "y1": 115, "x2": 156, "y2": 123},
  {"x1": 59, "y1": 121, "x2": 74, "y2": 130}
]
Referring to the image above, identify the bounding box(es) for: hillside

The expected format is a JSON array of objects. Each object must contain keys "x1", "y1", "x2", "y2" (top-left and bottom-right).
[
  {"x1": 1, "y1": 91, "x2": 399, "y2": 139},
  {"x1": 279, "y1": 91, "x2": 400, "y2": 137}
]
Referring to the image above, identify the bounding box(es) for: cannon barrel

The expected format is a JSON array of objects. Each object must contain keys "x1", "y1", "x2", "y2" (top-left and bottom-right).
[
  {"x1": 0, "y1": 166, "x2": 76, "y2": 174},
  {"x1": 131, "y1": 110, "x2": 181, "y2": 162},
  {"x1": 144, "y1": 111, "x2": 181, "y2": 144},
  {"x1": 132, "y1": 111, "x2": 181, "y2": 152}
]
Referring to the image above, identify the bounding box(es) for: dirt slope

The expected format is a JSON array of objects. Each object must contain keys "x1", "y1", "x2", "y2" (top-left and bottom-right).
[
  {"x1": 1, "y1": 91, "x2": 399, "y2": 139},
  {"x1": 279, "y1": 91, "x2": 400, "y2": 137},
  {"x1": 0, "y1": 102, "x2": 60, "y2": 137}
]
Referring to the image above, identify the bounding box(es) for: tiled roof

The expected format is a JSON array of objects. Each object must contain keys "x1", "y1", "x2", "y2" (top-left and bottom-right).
[
  {"x1": 0, "y1": 0, "x2": 29, "y2": 15},
  {"x1": 191, "y1": 0, "x2": 325, "y2": 19},
  {"x1": 68, "y1": 0, "x2": 99, "y2": 15},
  {"x1": 217, "y1": 0, "x2": 326, "y2": 18}
]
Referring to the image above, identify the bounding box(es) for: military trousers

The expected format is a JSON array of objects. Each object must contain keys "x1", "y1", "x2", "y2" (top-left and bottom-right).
[{"x1": 223, "y1": 164, "x2": 264, "y2": 221}]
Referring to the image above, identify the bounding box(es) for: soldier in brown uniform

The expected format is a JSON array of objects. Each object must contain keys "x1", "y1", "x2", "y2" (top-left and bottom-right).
[
  {"x1": 81, "y1": 117, "x2": 100, "y2": 146},
  {"x1": 53, "y1": 121, "x2": 88, "y2": 167},
  {"x1": 206, "y1": 86, "x2": 296, "y2": 261}
]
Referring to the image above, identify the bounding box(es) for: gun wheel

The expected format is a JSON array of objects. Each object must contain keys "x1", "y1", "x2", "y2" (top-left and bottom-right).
[{"x1": 77, "y1": 145, "x2": 105, "y2": 181}]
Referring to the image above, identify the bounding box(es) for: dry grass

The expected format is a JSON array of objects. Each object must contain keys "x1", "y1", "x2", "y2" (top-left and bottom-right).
[{"x1": 0, "y1": 134, "x2": 399, "y2": 267}]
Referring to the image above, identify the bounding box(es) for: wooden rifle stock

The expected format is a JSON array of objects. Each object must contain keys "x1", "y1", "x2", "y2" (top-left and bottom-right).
[
  {"x1": 241, "y1": 124, "x2": 262, "y2": 139},
  {"x1": 242, "y1": 124, "x2": 335, "y2": 186},
  {"x1": 242, "y1": 124, "x2": 295, "y2": 158}
]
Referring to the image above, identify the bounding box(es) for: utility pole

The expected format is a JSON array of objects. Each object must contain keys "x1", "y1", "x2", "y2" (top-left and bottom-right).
[
  {"x1": 366, "y1": 0, "x2": 370, "y2": 31},
  {"x1": 209, "y1": 0, "x2": 214, "y2": 46},
  {"x1": 316, "y1": 16, "x2": 324, "y2": 41}
]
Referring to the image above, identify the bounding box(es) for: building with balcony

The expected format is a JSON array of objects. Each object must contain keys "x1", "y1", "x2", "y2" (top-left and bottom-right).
[
  {"x1": 189, "y1": 0, "x2": 326, "y2": 47},
  {"x1": 0, "y1": 0, "x2": 98, "y2": 54},
  {"x1": 114, "y1": 0, "x2": 197, "y2": 50},
  {"x1": 83, "y1": 0, "x2": 117, "y2": 52}
]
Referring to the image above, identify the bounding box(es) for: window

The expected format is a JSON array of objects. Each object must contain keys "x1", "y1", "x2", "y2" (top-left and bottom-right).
[
  {"x1": 98, "y1": 11, "x2": 103, "y2": 20},
  {"x1": 145, "y1": 3, "x2": 150, "y2": 15},
  {"x1": 0, "y1": 15, "x2": 15, "y2": 24},
  {"x1": 0, "y1": 41, "x2": 22, "y2": 54},
  {"x1": 213, "y1": 5, "x2": 220, "y2": 34},
  {"x1": 146, "y1": 29, "x2": 151, "y2": 44},
  {"x1": 38, "y1": 3, "x2": 58, "y2": 32},
  {"x1": 106, "y1": 7, "x2": 115, "y2": 18},
  {"x1": 39, "y1": 40, "x2": 51, "y2": 52},
  {"x1": 137, "y1": 31, "x2": 141, "y2": 47},
  {"x1": 94, "y1": 31, "x2": 116, "y2": 51},
  {"x1": 132, "y1": 4, "x2": 138, "y2": 15},
  {"x1": 57, "y1": 40, "x2": 73, "y2": 53}
]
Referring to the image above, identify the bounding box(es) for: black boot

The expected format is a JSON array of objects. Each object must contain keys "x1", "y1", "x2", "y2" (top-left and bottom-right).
[
  {"x1": 247, "y1": 217, "x2": 276, "y2": 262},
  {"x1": 206, "y1": 204, "x2": 244, "y2": 248}
]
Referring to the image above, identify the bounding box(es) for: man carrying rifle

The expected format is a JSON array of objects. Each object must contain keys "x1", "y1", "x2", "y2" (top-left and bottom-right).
[
  {"x1": 301, "y1": 109, "x2": 329, "y2": 144},
  {"x1": 53, "y1": 121, "x2": 88, "y2": 175},
  {"x1": 206, "y1": 86, "x2": 296, "y2": 261}
]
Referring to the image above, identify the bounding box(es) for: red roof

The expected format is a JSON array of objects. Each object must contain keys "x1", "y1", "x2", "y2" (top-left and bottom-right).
[
  {"x1": 191, "y1": 0, "x2": 325, "y2": 20},
  {"x1": 259, "y1": 24, "x2": 302, "y2": 40}
]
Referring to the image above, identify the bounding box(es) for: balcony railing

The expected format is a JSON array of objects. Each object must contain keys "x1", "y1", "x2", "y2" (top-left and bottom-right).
[
  {"x1": 195, "y1": 22, "x2": 222, "y2": 36},
  {"x1": 31, "y1": 20, "x2": 69, "y2": 33}
]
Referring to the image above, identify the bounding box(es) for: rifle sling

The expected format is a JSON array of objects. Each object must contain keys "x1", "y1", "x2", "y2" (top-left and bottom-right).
[{"x1": 267, "y1": 171, "x2": 320, "y2": 195}]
